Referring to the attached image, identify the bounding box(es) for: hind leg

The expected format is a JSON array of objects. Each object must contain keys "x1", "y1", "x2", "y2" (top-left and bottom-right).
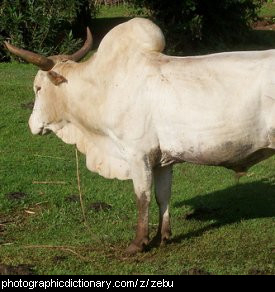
[
  {"x1": 268, "y1": 128, "x2": 275, "y2": 149},
  {"x1": 153, "y1": 165, "x2": 173, "y2": 244}
]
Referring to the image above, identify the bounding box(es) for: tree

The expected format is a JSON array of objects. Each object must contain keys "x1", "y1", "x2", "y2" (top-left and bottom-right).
[
  {"x1": 132, "y1": 0, "x2": 267, "y2": 53},
  {"x1": 0, "y1": 0, "x2": 96, "y2": 61}
]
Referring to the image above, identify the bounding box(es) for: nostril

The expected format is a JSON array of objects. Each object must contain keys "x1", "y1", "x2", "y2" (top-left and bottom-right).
[{"x1": 28, "y1": 115, "x2": 45, "y2": 135}]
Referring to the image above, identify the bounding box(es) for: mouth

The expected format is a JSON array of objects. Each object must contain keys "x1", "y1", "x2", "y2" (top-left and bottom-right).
[
  {"x1": 36, "y1": 126, "x2": 50, "y2": 136},
  {"x1": 40, "y1": 127, "x2": 51, "y2": 135}
]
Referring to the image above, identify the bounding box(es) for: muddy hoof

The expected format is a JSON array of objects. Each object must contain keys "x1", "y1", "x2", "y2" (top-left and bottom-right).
[
  {"x1": 125, "y1": 242, "x2": 144, "y2": 255},
  {"x1": 152, "y1": 232, "x2": 171, "y2": 247},
  {"x1": 125, "y1": 243, "x2": 143, "y2": 255},
  {"x1": 151, "y1": 234, "x2": 162, "y2": 247}
]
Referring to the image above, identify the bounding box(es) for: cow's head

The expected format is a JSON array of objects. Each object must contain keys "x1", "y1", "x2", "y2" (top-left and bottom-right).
[{"x1": 4, "y1": 28, "x2": 92, "y2": 135}]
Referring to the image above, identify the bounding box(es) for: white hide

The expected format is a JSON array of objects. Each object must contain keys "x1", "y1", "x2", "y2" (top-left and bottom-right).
[
  {"x1": 55, "y1": 123, "x2": 130, "y2": 180},
  {"x1": 30, "y1": 17, "x2": 275, "y2": 180}
]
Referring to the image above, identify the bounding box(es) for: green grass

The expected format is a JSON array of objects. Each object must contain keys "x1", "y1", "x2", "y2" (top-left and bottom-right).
[
  {"x1": 0, "y1": 62, "x2": 274, "y2": 275},
  {"x1": 259, "y1": 1, "x2": 275, "y2": 18},
  {"x1": 96, "y1": 4, "x2": 135, "y2": 19}
]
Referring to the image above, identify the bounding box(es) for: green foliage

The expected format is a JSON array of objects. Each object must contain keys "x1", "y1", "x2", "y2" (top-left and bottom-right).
[
  {"x1": 132, "y1": 0, "x2": 267, "y2": 53},
  {"x1": 0, "y1": 0, "x2": 96, "y2": 61}
]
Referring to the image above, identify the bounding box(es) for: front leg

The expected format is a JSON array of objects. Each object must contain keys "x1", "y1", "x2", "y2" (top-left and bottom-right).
[{"x1": 126, "y1": 154, "x2": 153, "y2": 255}]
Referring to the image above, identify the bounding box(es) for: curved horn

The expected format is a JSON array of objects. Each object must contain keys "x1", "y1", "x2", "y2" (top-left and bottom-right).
[
  {"x1": 68, "y1": 27, "x2": 93, "y2": 61},
  {"x1": 4, "y1": 41, "x2": 55, "y2": 71}
]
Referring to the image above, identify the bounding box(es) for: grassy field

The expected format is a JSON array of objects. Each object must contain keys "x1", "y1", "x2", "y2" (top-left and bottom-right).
[{"x1": 0, "y1": 4, "x2": 275, "y2": 275}]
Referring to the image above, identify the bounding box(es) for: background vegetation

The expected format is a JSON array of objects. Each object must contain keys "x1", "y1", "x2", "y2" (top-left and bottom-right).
[
  {"x1": 132, "y1": 0, "x2": 267, "y2": 53},
  {"x1": 0, "y1": 0, "x2": 96, "y2": 61},
  {"x1": 0, "y1": 0, "x2": 271, "y2": 61}
]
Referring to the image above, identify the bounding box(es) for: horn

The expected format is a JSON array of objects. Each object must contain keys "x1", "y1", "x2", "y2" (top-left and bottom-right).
[
  {"x1": 4, "y1": 41, "x2": 55, "y2": 71},
  {"x1": 67, "y1": 27, "x2": 93, "y2": 62},
  {"x1": 4, "y1": 27, "x2": 92, "y2": 68}
]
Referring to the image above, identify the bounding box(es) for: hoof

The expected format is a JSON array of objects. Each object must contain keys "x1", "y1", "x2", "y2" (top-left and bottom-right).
[
  {"x1": 151, "y1": 234, "x2": 161, "y2": 247},
  {"x1": 125, "y1": 237, "x2": 149, "y2": 255},
  {"x1": 160, "y1": 237, "x2": 170, "y2": 246},
  {"x1": 151, "y1": 231, "x2": 171, "y2": 247},
  {"x1": 125, "y1": 242, "x2": 144, "y2": 255}
]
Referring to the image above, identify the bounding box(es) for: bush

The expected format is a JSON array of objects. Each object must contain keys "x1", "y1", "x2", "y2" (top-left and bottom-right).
[
  {"x1": 0, "y1": 0, "x2": 96, "y2": 62},
  {"x1": 132, "y1": 0, "x2": 267, "y2": 54}
]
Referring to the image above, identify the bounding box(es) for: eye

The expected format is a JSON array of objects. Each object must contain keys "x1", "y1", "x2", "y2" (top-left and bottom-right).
[{"x1": 36, "y1": 86, "x2": 41, "y2": 93}]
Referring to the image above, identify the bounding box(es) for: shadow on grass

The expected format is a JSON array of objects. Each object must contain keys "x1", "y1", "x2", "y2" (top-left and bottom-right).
[{"x1": 171, "y1": 178, "x2": 275, "y2": 244}]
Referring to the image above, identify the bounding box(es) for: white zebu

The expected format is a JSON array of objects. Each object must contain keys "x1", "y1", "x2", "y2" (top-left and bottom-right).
[{"x1": 5, "y1": 18, "x2": 275, "y2": 254}]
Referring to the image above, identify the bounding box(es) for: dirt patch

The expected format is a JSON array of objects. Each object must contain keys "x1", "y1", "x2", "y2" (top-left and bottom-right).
[
  {"x1": 0, "y1": 263, "x2": 34, "y2": 275},
  {"x1": 248, "y1": 268, "x2": 273, "y2": 275},
  {"x1": 21, "y1": 102, "x2": 34, "y2": 110},
  {"x1": 0, "y1": 220, "x2": 10, "y2": 234},
  {"x1": 52, "y1": 255, "x2": 68, "y2": 264},
  {"x1": 65, "y1": 194, "x2": 80, "y2": 203},
  {"x1": 66, "y1": 196, "x2": 113, "y2": 212},
  {"x1": 253, "y1": 18, "x2": 275, "y2": 31},
  {"x1": 88, "y1": 202, "x2": 112, "y2": 212},
  {"x1": 182, "y1": 268, "x2": 212, "y2": 275},
  {"x1": 5, "y1": 192, "x2": 27, "y2": 201}
]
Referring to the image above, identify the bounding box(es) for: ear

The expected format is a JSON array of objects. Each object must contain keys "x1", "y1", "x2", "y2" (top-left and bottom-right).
[{"x1": 47, "y1": 71, "x2": 67, "y2": 86}]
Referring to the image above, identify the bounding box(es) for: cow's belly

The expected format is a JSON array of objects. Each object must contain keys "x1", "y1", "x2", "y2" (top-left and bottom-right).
[
  {"x1": 158, "y1": 128, "x2": 271, "y2": 170},
  {"x1": 159, "y1": 144, "x2": 274, "y2": 172}
]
